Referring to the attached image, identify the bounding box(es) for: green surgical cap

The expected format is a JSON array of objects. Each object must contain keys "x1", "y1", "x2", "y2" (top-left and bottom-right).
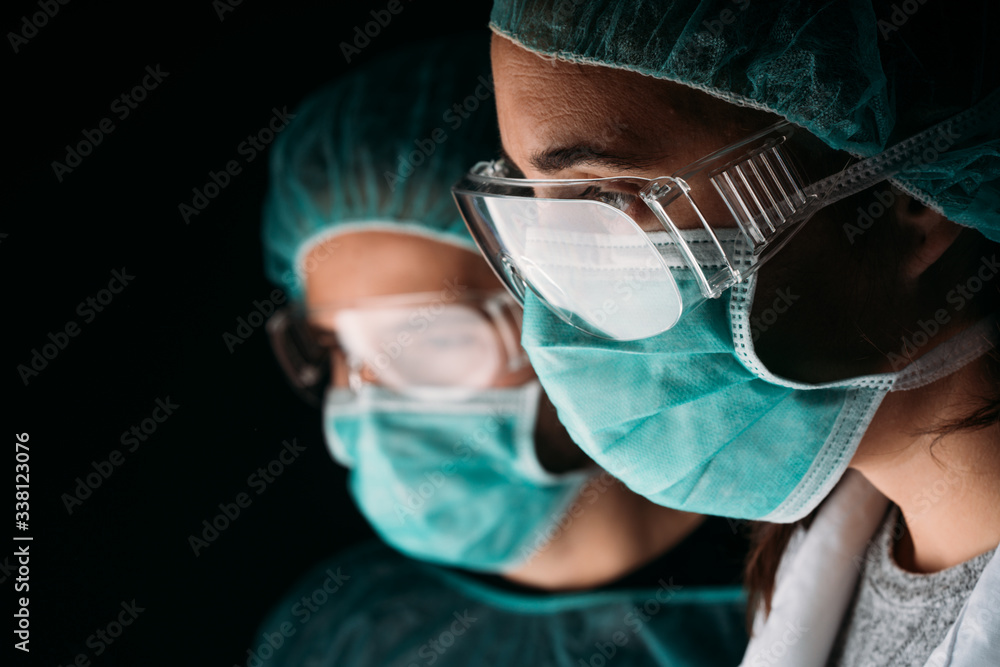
[
  {"x1": 490, "y1": 0, "x2": 1000, "y2": 241},
  {"x1": 262, "y1": 35, "x2": 498, "y2": 298}
]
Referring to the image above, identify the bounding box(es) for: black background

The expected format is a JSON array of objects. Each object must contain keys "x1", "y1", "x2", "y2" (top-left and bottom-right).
[{"x1": 6, "y1": 1, "x2": 492, "y2": 664}]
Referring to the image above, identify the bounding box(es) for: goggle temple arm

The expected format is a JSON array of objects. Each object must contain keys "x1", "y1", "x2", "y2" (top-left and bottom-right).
[
  {"x1": 265, "y1": 307, "x2": 329, "y2": 407},
  {"x1": 637, "y1": 86, "x2": 1000, "y2": 298},
  {"x1": 638, "y1": 128, "x2": 819, "y2": 299}
]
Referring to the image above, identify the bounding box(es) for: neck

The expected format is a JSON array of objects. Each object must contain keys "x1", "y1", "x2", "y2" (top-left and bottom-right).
[{"x1": 852, "y1": 358, "x2": 1000, "y2": 573}]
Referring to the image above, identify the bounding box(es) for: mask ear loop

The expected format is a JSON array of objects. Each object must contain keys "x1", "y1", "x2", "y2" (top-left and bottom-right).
[{"x1": 483, "y1": 294, "x2": 530, "y2": 374}]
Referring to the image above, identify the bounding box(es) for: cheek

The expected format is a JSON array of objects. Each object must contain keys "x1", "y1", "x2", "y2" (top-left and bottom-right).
[{"x1": 749, "y1": 212, "x2": 893, "y2": 382}]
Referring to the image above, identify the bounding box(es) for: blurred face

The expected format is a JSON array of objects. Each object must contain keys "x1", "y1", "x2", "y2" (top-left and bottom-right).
[
  {"x1": 304, "y1": 230, "x2": 530, "y2": 388},
  {"x1": 303, "y1": 229, "x2": 590, "y2": 472},
  {"x1": 490, "y1": 34, "x2": 945, "y2": 384}
]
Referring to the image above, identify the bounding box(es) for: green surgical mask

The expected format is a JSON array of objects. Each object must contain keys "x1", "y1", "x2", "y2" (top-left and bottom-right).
[
  {"x1": 323, "y1": 381, "x2": 591, "y2": 570},
  {"x1": 519, "y1": 276, "x2": 999, "y2": 522}
]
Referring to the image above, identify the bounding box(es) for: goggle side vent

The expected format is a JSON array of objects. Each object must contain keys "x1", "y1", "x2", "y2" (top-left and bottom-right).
[{"x1": 709, "y1": 140, "x2": 808, "y2": 250}]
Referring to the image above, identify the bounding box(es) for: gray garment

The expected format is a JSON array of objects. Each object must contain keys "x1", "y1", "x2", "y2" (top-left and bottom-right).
[{"x1": 827, "y1": 506, "x2": 996, "y2": 667}]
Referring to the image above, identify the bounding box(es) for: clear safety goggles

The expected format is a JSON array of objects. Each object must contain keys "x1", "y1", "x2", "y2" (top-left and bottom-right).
[
  {"x1": 267, "y1": 290, "x2": 530, "y2": 405},
  {"x1": 453, "y1": 96, "x2": 999, "y2": 341}
]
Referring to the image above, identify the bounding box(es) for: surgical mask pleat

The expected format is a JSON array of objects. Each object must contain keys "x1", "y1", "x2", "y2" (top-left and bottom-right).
[
  {"x1": 323, "y1": 382, "x2": 591, "y2": 570},
  {"x1": 519, "y1": 268, "x2": 997, "y2": 522}
]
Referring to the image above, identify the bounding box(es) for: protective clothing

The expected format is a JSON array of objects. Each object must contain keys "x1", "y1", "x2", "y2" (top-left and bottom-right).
[
  {"x1": 488, "y1": 0, "x2": 1000, "y2": 241},
  {"x1": 323, "y1": 381, "x2": 591, "y2": 570},
  {"x1": 455, "y1": 100, "x2": 998, "y2": 341},
  {"x1": 741, "y1": 471, "x2": 1000, "y2": 666},
  {"x1": 521, "y1": 276, "x2": 998, "y2": 521},
  {"x1": 325, "y1": 289, "x2": 527, "y2": 395},
  {"x1": 473, "y1": 0, "x2": 1000, "y2": 522},
  {"x1": 253, "y1": 540, "x2": 749, "y2": 667}
]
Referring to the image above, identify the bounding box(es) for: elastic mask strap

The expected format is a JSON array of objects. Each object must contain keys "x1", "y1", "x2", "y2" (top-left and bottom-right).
[
  {"x1": 651, "y1": 228, "x2": 742, "y2": 271},
  {"x1": 322, "y1": 386, "x2": 365, "y2": 467},
  {"x1": 892, "y1": 315, "x2": 1000, "y2": 392},
  {"x1": 346, "y1": 356, "x2": 365, "y2": 393},
  {"x1": 503, "y1": 381, "x2": 593, "y2": 485},
  {"x1": 348, "y1": 381, "x2": 540, "y2": 415},
  {"x1": 804, "y1": 87, "x2": 1000, "y2": 210}
]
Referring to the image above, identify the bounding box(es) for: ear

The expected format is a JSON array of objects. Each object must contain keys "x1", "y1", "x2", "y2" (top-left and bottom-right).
[{"x1": 895, "y1": 192, "x2": 963, "y2": 280}]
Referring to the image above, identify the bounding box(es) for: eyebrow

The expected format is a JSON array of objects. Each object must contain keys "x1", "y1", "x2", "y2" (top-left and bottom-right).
[{"x1": 500, "y1": 144, "x2": 663, "y2": 176}]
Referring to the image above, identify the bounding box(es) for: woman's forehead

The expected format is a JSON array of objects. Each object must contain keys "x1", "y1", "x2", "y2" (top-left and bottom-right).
[
  {"x1": 491, "y1": 34, "x2": 773, "y2": 178},
  {"x1": 302, "y1": 230, "x2": 501, "y2": 309}
]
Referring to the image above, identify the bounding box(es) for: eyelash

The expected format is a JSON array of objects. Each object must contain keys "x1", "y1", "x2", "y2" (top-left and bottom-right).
[{"x1": 574, "y1": 186, "x2": 635, "y2": 211}]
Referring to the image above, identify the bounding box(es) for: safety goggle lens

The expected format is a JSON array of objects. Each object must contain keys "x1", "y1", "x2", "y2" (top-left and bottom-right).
[{"x1": 478, "y1": 196, "x2": 684, "y2": 340}]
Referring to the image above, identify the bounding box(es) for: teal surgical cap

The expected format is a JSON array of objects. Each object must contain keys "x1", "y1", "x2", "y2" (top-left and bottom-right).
[
  {"x1": 262, "y1": 35, "x2": 498, "y2": 298},
  {"x1": 489, "y1": 0, "x2": 1000, "y2": 241}
]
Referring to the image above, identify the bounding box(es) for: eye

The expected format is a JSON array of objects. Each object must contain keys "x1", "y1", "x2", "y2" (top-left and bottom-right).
[
  {"x1": 586, "y1": 184, "x2": 640, "y2": 210},
  {"x1": 588, "y1": 184, "x2": 658, "y2": 230},
  {"x1": 600, "y1": 190, "x2": 632, "y2": 208}
]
